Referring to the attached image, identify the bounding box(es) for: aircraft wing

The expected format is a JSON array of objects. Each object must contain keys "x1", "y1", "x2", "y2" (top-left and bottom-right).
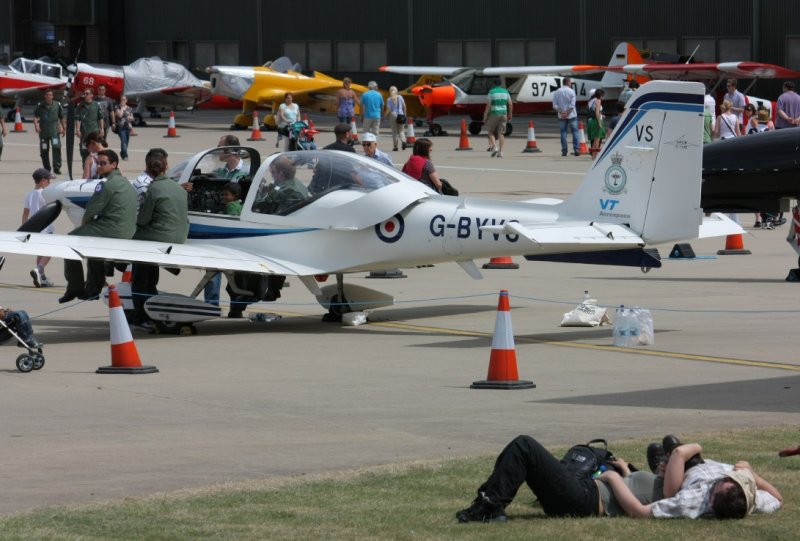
[
  {"x1": 126, "y1": 85, "x2": 212, "y2": 106},
  {"x1": 607, "y1": 62, "x2": 800, "y2": 81},
  {"x1": 0, "y1": 79, "x2": 66, "y2": 98},
  {"x1": 380, "y1": 66, "x2": 466, "y2": 76},
  {"x1": 0, "y1": 232, "x2": 327, "y2": 276},
  {"x1": 482, "y1": 65, "x2": 606, "y2": 76}
]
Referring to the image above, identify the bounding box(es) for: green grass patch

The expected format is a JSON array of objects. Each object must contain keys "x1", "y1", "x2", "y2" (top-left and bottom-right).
[{"x1": 1, "y1": 426, "x2": 798, "y2": 540}]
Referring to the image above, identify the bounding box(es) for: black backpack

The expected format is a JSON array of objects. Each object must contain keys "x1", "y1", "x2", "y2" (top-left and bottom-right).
[{"x1": 560, "y1": 439, "x2": 615, "y2": 479}]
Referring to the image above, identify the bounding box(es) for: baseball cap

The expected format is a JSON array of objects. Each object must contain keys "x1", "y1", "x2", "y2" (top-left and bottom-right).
[
  {"x1": 334, "y1": 123, "x2": 352, "y2": 135},
  {"x1": 725, "y1": 469, "x2": 757, "y2": 514},
  {"x1": 361, "y1": 132, "x2": 377, "y2": 143},
  {"x1": 32, "y1": 168, "x2": 56, "y2": 181}
]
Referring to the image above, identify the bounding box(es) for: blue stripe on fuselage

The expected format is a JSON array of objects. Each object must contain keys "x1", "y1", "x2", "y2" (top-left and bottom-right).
[{"x1": 188, "y1": 223, "x2": 318, "y2": 239}]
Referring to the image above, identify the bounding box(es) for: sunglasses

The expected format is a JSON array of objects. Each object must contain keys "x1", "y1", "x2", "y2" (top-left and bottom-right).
[{"x1": 96, "y1": 161, "x2": 110, "y2": 166}]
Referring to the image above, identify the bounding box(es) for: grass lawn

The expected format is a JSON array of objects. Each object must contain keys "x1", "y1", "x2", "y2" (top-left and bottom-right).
[{"x1": 1, "y1": 426, "x2": 798, "y2": 540}]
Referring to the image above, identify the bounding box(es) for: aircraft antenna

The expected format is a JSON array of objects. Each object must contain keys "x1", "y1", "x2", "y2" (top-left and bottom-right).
[{"x1": 685, "y1": 44, "x2": 700, "y2": 64}]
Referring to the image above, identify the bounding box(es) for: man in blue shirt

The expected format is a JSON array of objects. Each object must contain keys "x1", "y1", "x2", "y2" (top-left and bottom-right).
[{"x1": 361, "y1": 81, "x2": 384, "y2": 136}]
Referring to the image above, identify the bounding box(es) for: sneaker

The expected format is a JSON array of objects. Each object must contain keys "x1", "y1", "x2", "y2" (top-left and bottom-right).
[
  {"x1": 135, "y1": 320, "x2": 155, "y2": 332},
  {"x1": 41, "y1": 278, "x2": 55, "y2": 287},
  {"x1": 765, "y1": 221, "x2": 775, "y2": 230},
  {"x1": 774, "y1": 216, "x2": 787, "y2": 226},
  {"x1": 573, "y1": 151, "x2": 581, "y2": 156},
  {"x1": 30, "y1": 268, "x2": 43, "y2": 288},
  {"x1": 486, "y1": 146, "x2": 494, "y2": 152},
  {"x1": 753, "y1": 221, "x2": 762, "y2": 228},
  {"x1": 562, "y1": 151, "x2": 568, "y2": 156},
  {"x1": 491, "y1": 149, "x2": 499, "y2": 157},
  {"x1": 456, "y1": 493, "x2": 507, "y2": 523},
  {"x1": 496, "y1": 151, "x2": 503, "y2": 158}
]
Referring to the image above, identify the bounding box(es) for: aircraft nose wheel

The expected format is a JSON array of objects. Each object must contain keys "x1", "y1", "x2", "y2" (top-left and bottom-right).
[{"x1": 322, "y1": 294, "x2": 350, "y2": 323}]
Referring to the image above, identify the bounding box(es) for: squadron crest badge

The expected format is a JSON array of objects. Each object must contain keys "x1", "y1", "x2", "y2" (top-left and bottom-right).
[{"x1": 603, "y1": 152, "x2": 627, "y2": 195}]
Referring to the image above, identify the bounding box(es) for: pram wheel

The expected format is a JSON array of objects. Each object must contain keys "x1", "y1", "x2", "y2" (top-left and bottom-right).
[
  {"x1": 32, "y1": 352, "x2": 45, "y2": 370},
  {"x1": 16, "y1": 354, "x2": 34, "y2": 373}
]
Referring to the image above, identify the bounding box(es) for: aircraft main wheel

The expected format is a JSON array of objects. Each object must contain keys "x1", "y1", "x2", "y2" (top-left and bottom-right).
[
  {"x1": 155, "y1": 320, "x2": 184, "y2": 335},
  {"x1": 468, "y1": 121, "x2": 482, "y2": 135},
  {"x1": 32, "y1": 353, "x2": 45, "y2": 370},
  {"x1": 430, "y1": 123, "x2": 444, "y2": 137},
  {"x1": 504, "y1": 123, "x2": 513, "y2": 136},
  {"x1": 16, "y1": 354, "x2": 34, "y2": 373},
  {"x1": 132, "y1": 113, "x2": 146, "y2": 127}
]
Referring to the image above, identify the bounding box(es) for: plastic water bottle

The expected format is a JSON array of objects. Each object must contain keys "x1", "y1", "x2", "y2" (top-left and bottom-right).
[
  {"x1": 627, "y1": 308, "x2": 640, "y2": 346},
  {"x1": 613, "y1": 305, "x2": 627, "y2": 346},
  {"x1": 583, "y1": 290, "x2": 591, "y2": 303}
]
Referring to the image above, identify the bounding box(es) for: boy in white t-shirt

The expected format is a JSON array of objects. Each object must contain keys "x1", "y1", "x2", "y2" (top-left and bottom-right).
[{"x1": 22, "y1": 168, "x2": 56, "y2": 287}]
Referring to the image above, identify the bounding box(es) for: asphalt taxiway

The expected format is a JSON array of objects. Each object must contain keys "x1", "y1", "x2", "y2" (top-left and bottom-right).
[{"x1": 0, "y1": 110, "x2": 797, "y2": 514}]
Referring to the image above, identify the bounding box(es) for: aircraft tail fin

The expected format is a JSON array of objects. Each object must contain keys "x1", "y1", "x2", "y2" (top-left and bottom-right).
[
  {"x1": 601, "y1": 42, "x2": 646, "y2": 89},
  {"x1": 560, "y1": 80, "x2": 705, "y2": 245}
]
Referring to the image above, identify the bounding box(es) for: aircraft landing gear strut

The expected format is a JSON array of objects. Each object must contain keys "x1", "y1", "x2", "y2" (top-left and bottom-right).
[{"x1": 322, "y1": 273, "x2": 351, "y2": 322}]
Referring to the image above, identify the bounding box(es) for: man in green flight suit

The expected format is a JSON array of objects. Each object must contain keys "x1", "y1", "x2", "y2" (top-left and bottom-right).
[
  {"x1": 59, "y1": 149, "x2": 137, "y2": 303},
  {"x1": 33, "y1": 89, "x2": 66, "y2": 174},
  {"x1": 253, "y1": 155, "x2": 308, "y2": 215},
  {"x1": 130, "y1": 150, "x2": 189, "y2": 330},
  {"x1": 75, "y1": 87, "x2": 104, "y2": 162}
]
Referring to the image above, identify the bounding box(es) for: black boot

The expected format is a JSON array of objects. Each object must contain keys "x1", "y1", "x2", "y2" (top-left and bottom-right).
[{"x1": 456, "y1": 492, "x2": 507, "y2": 523}]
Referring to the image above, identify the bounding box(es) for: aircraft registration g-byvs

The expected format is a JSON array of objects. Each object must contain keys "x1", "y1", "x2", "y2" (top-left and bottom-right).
[
  {"x1": 379, "y1": 42, "x2": 641, "y2": 136},
  {"x1": 1, "y1": 81, "x2": 740, "y2": 330},
  {"x1": 71, "y1": 58, "x2": 212, "y2": 125}
]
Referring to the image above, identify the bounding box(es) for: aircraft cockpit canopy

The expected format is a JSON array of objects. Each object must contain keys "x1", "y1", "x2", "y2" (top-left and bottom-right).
[
  {"x1": 251, "y1": 150, "x2": 401, "y2": 216},
  {"x1": 171, "y1": 146, "x2": 259, "y2": 215},
  {"x1": 9, "y1": 58, "x2": 63, "y2": 79}
]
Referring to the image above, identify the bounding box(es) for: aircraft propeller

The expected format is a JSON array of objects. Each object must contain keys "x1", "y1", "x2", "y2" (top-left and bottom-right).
[{"x1": 64, "y1": 40, "x2": 83, "y2": 181}]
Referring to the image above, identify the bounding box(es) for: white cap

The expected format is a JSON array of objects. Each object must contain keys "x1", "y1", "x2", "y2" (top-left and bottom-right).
[{"x1": 362, "y1": 132, "x2": 377, "y2": 143}]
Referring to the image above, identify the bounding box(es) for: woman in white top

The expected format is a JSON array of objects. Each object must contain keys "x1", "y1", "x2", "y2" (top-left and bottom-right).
[
  {"x1": 277, "y1": 92, "x2": 300, "y2": 150},
  {"x1": 715, "y1": 100, "x2": 740, "y2": 140},
  {"x1": 383, "y1": 86, "x2": 406, "y2": 151},
  {"x1": 82, "y1": 131, "x2": 108, "y2": 179}
]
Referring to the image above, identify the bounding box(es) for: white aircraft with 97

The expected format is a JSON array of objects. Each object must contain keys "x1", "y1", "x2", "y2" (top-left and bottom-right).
[{"x1": 1, "y1": 81, "x2": 739, "y2": 331}]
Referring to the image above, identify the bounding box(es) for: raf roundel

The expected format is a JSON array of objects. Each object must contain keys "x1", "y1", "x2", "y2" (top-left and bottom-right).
[{"x1": 375, "y1": 213, "x2": 405, "y2": 243}]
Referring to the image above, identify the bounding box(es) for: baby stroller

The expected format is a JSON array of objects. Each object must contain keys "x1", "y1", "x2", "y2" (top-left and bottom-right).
[
  {"x1": 287, "y1": 120, "x2": 319, "y2": 151},
  {"x1": 0, "y1": 314, "x2": 45, "y2": 373}
]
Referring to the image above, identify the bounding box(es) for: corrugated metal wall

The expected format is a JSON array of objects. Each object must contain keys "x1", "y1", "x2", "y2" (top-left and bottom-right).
[{"x1": 111, "y1": 0, "x2": 800, "y2": 97}]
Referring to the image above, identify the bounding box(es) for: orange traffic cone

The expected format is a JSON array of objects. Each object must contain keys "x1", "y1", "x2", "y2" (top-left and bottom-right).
[
  {"x1": 522, "y1": 120, "x2": 541, "y2": 153},
  {"x1": 96, "y1": 284, "x2": 158, "y2": 374},
  {"x1": 471, "y1": 290, "x2": 535, "y2": 389},
  {"x1": 247, "y1": 110, "x2": 264, "y2": 141},
  {"x1": 482, "y1": 256, "x2": 519, "y2": 269},
  {"x1": 455, "y1": 118, "x2": 472, "y2": 150},
  {"x1": 350, "y1": 116, "x2": 359, "y2": 144},
  {"x1": 121, "y1": 264, "x2": 132, "y2": 283},
  {"x1": 404, "y1": 117, "x2": 416, "y2": 149},
  {"x1": 12, "y1": 107, "x2": 26, "y2": 132},
  {"x1": 717, "y1": 233, "x2": 752, "y2": 255},
  {"x1": 578, "y1": 122, "x2": 589, "y2": 154},
  {"x1": 163, "y1": 111, "x2": 179, "y2": 138}
]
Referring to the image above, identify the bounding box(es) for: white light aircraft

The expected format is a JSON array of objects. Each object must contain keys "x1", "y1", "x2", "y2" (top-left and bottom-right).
[{"x1": 0, "y1": 81, "x2": 740, "y2": 330}]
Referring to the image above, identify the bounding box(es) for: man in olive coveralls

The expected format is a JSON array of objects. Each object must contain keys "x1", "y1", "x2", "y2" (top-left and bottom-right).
[
  {"x1": 75, "y1": 87, "x2": 104, "y2": 162},
  {"x1": 130, "y1": 150, "x2": 189, "y2": 329},
  {"x1": 33, "y1": 89, "x2": 66, "y2": 174},
  {"x1": 59, "y1": 149, "x2": 137, "y2": 303}
]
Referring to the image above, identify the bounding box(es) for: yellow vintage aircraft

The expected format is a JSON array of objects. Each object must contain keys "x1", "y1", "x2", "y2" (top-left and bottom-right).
[{"x1": 207, "y1": 57, "x2": 431, "y2": 129}]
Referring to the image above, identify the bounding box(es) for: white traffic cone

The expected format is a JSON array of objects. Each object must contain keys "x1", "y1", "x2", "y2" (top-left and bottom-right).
[
  {"x1": 404, "y1": 117, "x2": 416, "y2": 149},
  {"x1": 96, "y1": 284, "x2": 158, "y2": 374},
  {"x1": 350, "y1": 115, "x2": 359, "y2": 144}
]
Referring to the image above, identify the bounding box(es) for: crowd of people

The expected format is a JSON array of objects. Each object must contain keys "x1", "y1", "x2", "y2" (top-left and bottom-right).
[{"x1": 9, "y1": 74, "x2": 800, "y2": 304}]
